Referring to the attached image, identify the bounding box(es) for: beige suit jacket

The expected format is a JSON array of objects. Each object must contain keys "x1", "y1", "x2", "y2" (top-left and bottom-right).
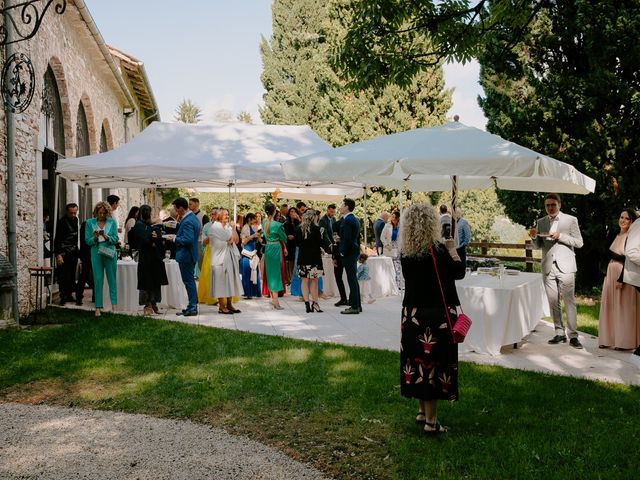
[
  {"x1": 623, "y1": 220, "x2": 640, "y2": 287},
  {"x1": 533, "y1": 212, "x2": 583, "y2": 274}
]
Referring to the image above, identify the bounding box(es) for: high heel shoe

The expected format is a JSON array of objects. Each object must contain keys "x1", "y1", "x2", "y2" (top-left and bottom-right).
[
  {"x1": 272, "y1": 303, "x2": 284, "y2": 310},
  {"x1": 305, "y1": 301, "x2": 311, "y2": 313},
  {"x1": 311, "y1": 301, "x2": 323, "y2": 313}
]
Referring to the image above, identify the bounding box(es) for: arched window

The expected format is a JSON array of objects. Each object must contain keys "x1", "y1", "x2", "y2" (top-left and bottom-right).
[
  {"x1": 42, "y1": 66, "x2": 65, "y2": 155},
  {"x1": 100, "y1": 124, "x2": 108, "y2": 153},
  {"x1": 76, "y1": 102, "x2": 90, "y2": 158},
  {"x1": 76, "y1": 102, "x2": 91, "y2": 218}
]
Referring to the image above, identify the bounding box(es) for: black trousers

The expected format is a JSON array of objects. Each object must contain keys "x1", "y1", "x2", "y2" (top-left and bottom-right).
[
  {"x1": 333, "y1": 255, "x2": 348, "y2": 302},
  {"x1": 57, "y1": 250, "x2": 78, "y2": 301},
  {"x1": 456, "y1": 246, "x2": 467, "y2": 270},
  {"x1": 343, "y1": 252, "x2": 361, "y2": 309},
  {"x1": 76, "y1": 251, "x2": 94, "y2": 302}
]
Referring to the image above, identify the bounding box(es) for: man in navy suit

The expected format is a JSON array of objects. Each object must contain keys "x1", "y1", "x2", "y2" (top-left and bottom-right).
[
  {"x1": 339, "y1": 198, "x2": 361, "y2": 314},
  {"x1": 169, "y1": 197, "x2": 200, "y2": 316}
]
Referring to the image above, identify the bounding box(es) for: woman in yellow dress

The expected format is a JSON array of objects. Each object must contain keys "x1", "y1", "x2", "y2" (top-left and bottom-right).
[
  {"x1": 197, "y1": 210, "x2": 217, "y2": 304},
  {"x1": 198, "y1": 208, "x2": 240, "y2": 305}
]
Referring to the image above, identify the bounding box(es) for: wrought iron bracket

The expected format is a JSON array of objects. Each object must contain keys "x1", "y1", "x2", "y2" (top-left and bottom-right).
[
  {"x1": 2, "y1": 52, "x2": 35, "y2": 113},
  {"x1": 1, "y1": 0, "x2": 67, "y2": 46}
]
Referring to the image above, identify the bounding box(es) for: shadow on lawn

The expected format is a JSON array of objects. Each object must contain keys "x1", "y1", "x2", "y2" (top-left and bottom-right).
[{"x1": 1, "y1": 308, "x2": 639, "y2": 479}]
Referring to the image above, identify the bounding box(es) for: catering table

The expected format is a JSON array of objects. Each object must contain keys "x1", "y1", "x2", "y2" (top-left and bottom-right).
[
  {"x1": 455, "y1": 271, "x2": 550, "y2": 355},
  {"x1": 102, "y1": 259, "x2": 188, "y2": 313},
  {"x1": 321, "y1": 255, "x2": 399, "y2": 298}
]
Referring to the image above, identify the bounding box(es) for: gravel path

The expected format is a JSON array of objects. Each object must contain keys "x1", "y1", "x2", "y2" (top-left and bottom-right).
[{"x1": 0, "y1": 403, "x2": 329, "y2": 480}]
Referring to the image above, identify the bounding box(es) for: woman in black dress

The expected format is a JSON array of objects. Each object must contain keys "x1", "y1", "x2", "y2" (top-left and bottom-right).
[
  {"x1": 296, "y1": 209, "x2": 331, "y2": 313},
  {"x1": 400, "y1": 203, "x2": 465, "y2": 434},
  {"x1": 284, "y1": 207, "x2": 300, "y2": 285},
  {"x1": 128, "y1": 205, "x2": 168, "y2": 315}
]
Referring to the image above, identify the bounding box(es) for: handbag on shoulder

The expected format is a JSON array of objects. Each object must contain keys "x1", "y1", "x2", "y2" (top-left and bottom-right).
[
  {"x1": 430, "y1": 246, "x2": 472, "y2": 343},
  {"x1": 98, "y1": 244, "x2": 116, "y2": 259}
]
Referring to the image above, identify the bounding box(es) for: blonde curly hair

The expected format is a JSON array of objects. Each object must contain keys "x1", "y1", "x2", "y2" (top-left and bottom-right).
[
  {"x1": 92, "y1": 201, "x2": 112, "y2": 218},
  {"x1": 399, "y1": 203, "x2": 440, "y2": 257}
]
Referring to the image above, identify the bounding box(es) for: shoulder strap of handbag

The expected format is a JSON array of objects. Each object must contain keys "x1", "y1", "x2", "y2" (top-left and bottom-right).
[{"x1": 429, "y1": 246, "x2": 455, "y2": 338}]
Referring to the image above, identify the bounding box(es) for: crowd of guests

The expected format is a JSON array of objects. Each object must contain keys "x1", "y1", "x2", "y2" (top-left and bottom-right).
[{"x1": 54, "y1": 195, "x2": 377, "y2": 317}]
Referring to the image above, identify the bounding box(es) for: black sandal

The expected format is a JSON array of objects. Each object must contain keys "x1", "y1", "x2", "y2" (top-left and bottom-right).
[
  {"x1": 415, "y1": 412, "x2": 426, "y2": 424},
  {"x1": 424, "y1": 420, "x2": 449, "y2": 435}
]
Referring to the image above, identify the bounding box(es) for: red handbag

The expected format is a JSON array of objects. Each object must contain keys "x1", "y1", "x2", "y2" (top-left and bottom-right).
[{"x1": 430, "y1": 247, "x2": 472, "y2": 343}]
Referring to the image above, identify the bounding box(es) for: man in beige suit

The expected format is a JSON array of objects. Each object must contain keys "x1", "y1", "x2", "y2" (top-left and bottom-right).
[
  {"x1": 623, "y1": 218, "x2": 640, "y2": 289},
  {"x1": 623, "y1": 217, "x2": 640, "y2": 363},
  {"x1": 529, "y1": 193, "x2": 584, "y2": 348}
]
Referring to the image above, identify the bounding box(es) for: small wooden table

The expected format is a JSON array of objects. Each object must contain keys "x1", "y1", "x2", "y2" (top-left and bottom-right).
[{"x1": 28, "y1": 266, "x2": 53, "y2": 314}]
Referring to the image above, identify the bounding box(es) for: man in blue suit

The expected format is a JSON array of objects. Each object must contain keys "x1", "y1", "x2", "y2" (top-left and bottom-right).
[
  {"x1": 170, "y1": 197, "x2": 200, "y2": 316},
  {"x1": 339, "y1": 198, "x2": 361, "y2": 314}
]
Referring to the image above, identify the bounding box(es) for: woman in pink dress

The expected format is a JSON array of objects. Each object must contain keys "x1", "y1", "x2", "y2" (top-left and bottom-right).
[{"x1": 598, "y1": 208, "x2": 640, "y2": 349}]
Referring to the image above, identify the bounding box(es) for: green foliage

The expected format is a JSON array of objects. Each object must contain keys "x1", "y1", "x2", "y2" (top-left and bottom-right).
[
  {"x1": 236, "y1": 111, "x2": 253, "y2": 124},
  {"x1": 335, "y1": 0, "x2": 550, "y2": 88},
  {"x1": 478, "y1": 0, "x2": 640, "y2": 287},
  {"x1": 259, "y1": 0, "x2": 452, "y2": 147},
  {"x1": 174, "y1": 99, "x2": 202, "y2": 124}
]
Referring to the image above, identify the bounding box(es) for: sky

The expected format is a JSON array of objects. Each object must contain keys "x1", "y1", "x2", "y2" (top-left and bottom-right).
[{"x1": 84, "y1": 0, "x2": 486, "y2": 129}]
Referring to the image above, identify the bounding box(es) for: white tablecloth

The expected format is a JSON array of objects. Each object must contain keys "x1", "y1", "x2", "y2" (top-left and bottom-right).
[
  {"x1": 455, "y1": 272, "x2": 550, "y2": 355},
  {"x1": 321, "y1": 255, "x2": 399, "y2": 298},
  {"x1": 103, "y1": 260, "x2": 188, "y2": 313}
]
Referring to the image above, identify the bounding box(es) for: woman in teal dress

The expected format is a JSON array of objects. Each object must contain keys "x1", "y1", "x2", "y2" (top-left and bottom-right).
[
  {"x1": 85, "y1": 201, "x2": 119, "y2": 316},
  {"x1": 263, "y1": 204, "x2": 288, "y2": 310}
]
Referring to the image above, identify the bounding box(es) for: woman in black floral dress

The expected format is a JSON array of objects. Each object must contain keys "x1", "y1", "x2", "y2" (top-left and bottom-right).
[
  {"x1": 399, "y1": 203, "x2": 465, "y2": 434},
  {"x1": 296, "y1": 209, "x2": 331, "y2": 313}
]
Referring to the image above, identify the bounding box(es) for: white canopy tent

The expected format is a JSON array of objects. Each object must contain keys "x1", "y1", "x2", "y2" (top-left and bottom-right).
[
  {"x1": 282, "y1": 121, "x2": 596, "y2": 195},
  {"x1": 56, "y1": 121, "x2": 362, "y2": 199},
  {"x1": 282, "y1": 121, "x2": 595, "y2": 244}
]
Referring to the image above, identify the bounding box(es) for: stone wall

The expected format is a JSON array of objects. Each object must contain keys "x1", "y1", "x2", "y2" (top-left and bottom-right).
[{"x1": 0, "y1": 3, "x2": 149, "y2": 314}]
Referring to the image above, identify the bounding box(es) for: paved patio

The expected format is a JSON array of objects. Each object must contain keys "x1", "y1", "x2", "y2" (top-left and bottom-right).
[{"x1": 64, "y1": 294, "x2": 640, "y2": 387}]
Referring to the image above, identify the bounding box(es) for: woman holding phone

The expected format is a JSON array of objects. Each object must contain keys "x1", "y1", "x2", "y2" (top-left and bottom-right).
[{"x1": 85, "y1": 201, "x2": 119, "y2": 316}]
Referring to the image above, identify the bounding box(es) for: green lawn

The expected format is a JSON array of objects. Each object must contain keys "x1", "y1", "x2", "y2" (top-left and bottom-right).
[
  {"x1": 576, "y1": 296, "x2": 600, "y2": 336},
  {"x1": 0, "y1": 308, "x2": 636, "y2": 480}
]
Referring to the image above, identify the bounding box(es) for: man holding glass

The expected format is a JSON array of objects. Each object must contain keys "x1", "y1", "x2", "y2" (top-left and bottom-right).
[{"x1": 529, "y1": 193, "x2": 584, "y2": 348}]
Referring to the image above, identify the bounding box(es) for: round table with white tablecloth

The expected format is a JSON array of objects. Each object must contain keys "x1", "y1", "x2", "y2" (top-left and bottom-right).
[
  {"x1": 102, "y1": 259, "x2": 188, "y2": 313},
  {"x1": 320, "y1": 255, "x2": 399, "y2": 298},
  {"x1": 455, "y1": 271, "x2": 550, "y2": 355}
]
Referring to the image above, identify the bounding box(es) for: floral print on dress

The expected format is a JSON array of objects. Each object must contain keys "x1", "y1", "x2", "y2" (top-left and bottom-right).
[{"x1": 400, "y1": 306, "x2": 458, "y2": 401}]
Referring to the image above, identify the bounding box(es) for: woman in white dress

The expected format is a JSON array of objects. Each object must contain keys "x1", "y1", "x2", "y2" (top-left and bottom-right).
[
  {"x1": 208, "y1": 208, "x2": 243, "y2": 314},
  {"x1": 381, "y1": 210, "x2": 404, "y2": 289}
]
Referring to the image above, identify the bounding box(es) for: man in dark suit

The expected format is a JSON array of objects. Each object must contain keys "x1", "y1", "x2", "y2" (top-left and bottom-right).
[
  {"x1": 339, "y1": 198, "x2": 361, "y2": 314},
  {"x1": 319, "y1": 204, "x2": 337, "y2": 249},
  {"x1": 331, "y1": 217, "x2": 349, "y2": 307},
  {"x1": 169, "y1": 197, "x2": 200, "y2": 316},
  {"x1": 322, "y1": 204, "x2": 347, "y2": 306},
  {"x1": 54, "y1": 203, "x2": 80, "y2": 305}
]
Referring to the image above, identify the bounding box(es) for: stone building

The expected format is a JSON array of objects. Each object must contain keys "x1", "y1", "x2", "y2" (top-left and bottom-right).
[{"x1": 1, "y1": 0, "x2": 159, "y2": 316}]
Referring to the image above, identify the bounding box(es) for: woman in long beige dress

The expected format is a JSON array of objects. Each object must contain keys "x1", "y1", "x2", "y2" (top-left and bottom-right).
[{"x1": 598, "y1": 208, "x2": 640, "y2": 349}]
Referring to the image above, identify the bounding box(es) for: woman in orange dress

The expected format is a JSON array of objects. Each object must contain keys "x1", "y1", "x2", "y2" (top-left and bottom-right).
[{"x1": 598, "y1": 208, "x2": 640, "y2": 349}]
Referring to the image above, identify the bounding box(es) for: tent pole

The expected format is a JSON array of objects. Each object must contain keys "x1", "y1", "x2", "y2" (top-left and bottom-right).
[
  {"x1": 363, "y1": 185, "x2": 367, "y2": 247},
  {"x1": 451, "y1": 175, "x2": 458, "y2": 241},
  {"x1": 227, "y1": 183, "x2": 231, "y2": 211},
  {"x1": 51, "y1": 173, "x2": 60, "y2": 291},
  {"x1": 233, "y1": 183, "x2": 238, "y2": 225}
]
